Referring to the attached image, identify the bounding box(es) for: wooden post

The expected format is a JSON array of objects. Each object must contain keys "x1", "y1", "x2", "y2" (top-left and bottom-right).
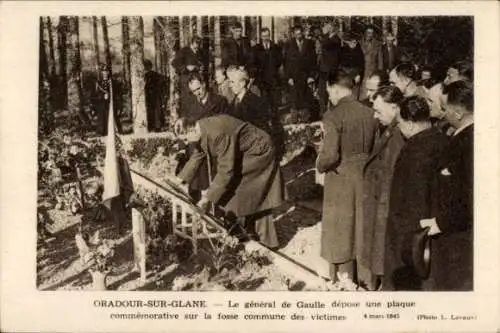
[{"x1": 132, "y1": 208, "x2": 147, "y2": 283}]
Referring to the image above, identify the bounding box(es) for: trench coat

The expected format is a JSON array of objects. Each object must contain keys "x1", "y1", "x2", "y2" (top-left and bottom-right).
[
  {"x1": 430, "y1": 124, "x2": 473, "y2": 291},
  {"x1": 361, "y1": 122, "x2": 405, "y2": 276},
  {"x1": 383, "y1": 127, "x2": 448, "y2": 291},
  {"x1": 316, "y1": 95, "x2": 378, "y2": 264},
  {"x1": 178, "y1": 114, "x2": 285, "y2": 218}
]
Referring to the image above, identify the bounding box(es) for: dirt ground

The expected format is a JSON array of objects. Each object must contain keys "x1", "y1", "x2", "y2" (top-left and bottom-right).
[{"x1": 37, "y1": 147, "x2": 328, "y2": 291}]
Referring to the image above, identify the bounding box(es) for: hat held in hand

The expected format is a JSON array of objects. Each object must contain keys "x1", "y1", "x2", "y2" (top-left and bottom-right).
[{"x1": 412, "y1": 226, "x2": 431, "y2": 279}]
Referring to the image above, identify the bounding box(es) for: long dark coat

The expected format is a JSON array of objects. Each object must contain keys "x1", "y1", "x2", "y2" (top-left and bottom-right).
[
  {"x1": 383, "y1": 127, "x2": 448, "y2": 291},
  {"x1": 316, "y1": 95, "x2": 378, "y2": 263},
  {"x1": 179, "y1": 93, "x2": 229, "y2": 192},
  {"x1": 283, "y1": 38, "x2": 317, "y2": 109},
  {"x1": 178, "y1": 114, "x2": 285, "y2": 217},
  {"x1": 221, "y1": 37, "x2": 252, "y2": 69},
  {"x1": 361, "y1": 122, "x2": 405, "y2": 276},
  {"x1": 144, "y1": 70, "x2": 167, "y2": 131},
  {"x1": 430, "y1": 125, "x2": 473, "y2": 291},
  {"x1": 252, "y1": 42, "x2": 283, "y2": 113},
  {"x1": 172, "y1": 46, "x2": 203, "y2": 118},
  {"x1": 380, "y1": 43, "x2": 399, "y2": 73}
]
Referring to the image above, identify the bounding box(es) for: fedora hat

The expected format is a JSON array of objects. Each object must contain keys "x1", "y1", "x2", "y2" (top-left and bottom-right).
[{"x1": 412, "y1": 226, "x2": 431, "y2": 279}]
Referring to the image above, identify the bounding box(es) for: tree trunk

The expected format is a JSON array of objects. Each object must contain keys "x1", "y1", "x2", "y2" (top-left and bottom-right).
[
  {"x1": 58, "y1": 16, "x2": 68, "y2": 109},
  {"x1": 92, "y1": 16, "x2": 100, "y2": 72},
  {"x1": 153, "y1": 16, "x2": 163, "y2": 73},
  {"x1": 101, "y1": 16, "x2": 112, "y2": 73},
  {"x1": 158, "y1": 16, "x2": 179, "y2": 123},
  {"x1": 128, "y1": 16, "x2": 148, "y2": 134},
  {"x1": 213, "y1": 16, "x2": 221, "y2": 67},
  {"x1": 65, "y1": 16, "x2": 83, "y2": 126},
  {"x1": 39, "y1": 17, "x2": 53, "y2": 135},
  {"x1": 121, "y1": 16, "x2": 133, "y2": 120},
  {"x1": 44, "y1": 17, "x2": 56, "y2": 77}
]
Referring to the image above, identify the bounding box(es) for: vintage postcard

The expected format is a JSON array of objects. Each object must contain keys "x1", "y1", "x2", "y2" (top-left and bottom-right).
[{"x1": 0, "y1": 1, "x2": 499, "y2": 332}]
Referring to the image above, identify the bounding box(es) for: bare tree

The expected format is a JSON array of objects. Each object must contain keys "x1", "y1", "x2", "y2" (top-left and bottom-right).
[
  {"x1": 65, "y1": 16, "x2": 84, "y2": 127},
  {"x1": 57, "y1": 16, "x2": 68, "y2": 109},
  {"x1": 121, "y1": 16, "x2": 132, "y2": 120},
  {"x1": 101, "y1": 16, "x2": 112, "y2": 72},
  {"x1": 92, "y1": 16, "x2": 100, "y2": 72},
  {"x1": 39, "y1": 17, "x2": 53, "y2": 135},
  {"x1": 128, "y1": 16, "x2": 148, "y2": 134}
]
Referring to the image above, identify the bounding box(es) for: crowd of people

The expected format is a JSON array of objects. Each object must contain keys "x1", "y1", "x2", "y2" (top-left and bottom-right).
[{"x1": 94, "y1": 19, "x2": 473, "y2": 292}]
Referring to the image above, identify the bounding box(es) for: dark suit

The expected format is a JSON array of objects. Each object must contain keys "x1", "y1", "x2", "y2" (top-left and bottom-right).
[
  {"x1": 144, "y1": 70, "x2": 167, "y2": 132},
  {"x1": 380, "y1": 43, "x2": 399, "y2": 73},
  {"x1": 178, "y1": 114, "x2": 285, "y2": 247},
  {"x1": 229, "y1": 90, "x2": 271, "y2": 133},
  {"x1": 221, "y1": 37, "x2": 252, "y2": 69},
  {"x1": 383, "y1": 127, "x2": 448, "y2": 291},
  {"x1": 172, "y1": 46, "x2": 203, "y2": 118},
  {"x1": 252, "y1": 42, "x2": 282, "y2": 115},
  {"x1": 316, "y1": 95, "x2": 378, "y2": 271},
  {"x1": 318, "y1": 34, "x2": 342, "y2": 114},
  {"x1": 283, "y1": 38, "x2": 317, "y2": 110},
  {"x1": 340, "y1": 43, "x2": 365, "y2": 100},
  {"x1": 431, "y1": 125, "x2": 473, "y2": 291}
]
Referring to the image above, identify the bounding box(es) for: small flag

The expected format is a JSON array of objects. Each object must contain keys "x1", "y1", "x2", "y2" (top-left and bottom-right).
[{"x1": 102, "y1": 84, "x2": 120, "y2": 208}]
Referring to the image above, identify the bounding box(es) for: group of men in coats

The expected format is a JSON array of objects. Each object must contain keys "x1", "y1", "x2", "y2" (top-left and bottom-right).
[{"x1": 316, "y1": 60, "x2": 473, "y2": 291}]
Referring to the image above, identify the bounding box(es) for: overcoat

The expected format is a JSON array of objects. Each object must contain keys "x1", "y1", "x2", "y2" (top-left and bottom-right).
[
  {"x1": 178, "y1": 114, "x2": 285, "y2": 217},
  {"x1": 316, "y1": 95, "x2": 378, "y2": 263},
  {"x1": 430, "y1": 124, "x2": 473, "y2": 291},
  {"x1": 144, "y1": 70, "x2": 167, "y2": 131},
  {"x1": 383, "y1": 127, "x2": 448, "y2": 290},
  {"x1": 181, "y1": 93, "x2": 229, "y2": 192},
  {"x1": 361, "y1": 122, "x2": 405, "y2": 276},
  {"x1": 380, "y1": 43, "x2": 399, "y2": 73}
]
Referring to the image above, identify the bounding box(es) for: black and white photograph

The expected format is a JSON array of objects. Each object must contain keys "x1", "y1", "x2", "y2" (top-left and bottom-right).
[{"x1": 34, "y1": 14, "x2": 476, "y2": 292}]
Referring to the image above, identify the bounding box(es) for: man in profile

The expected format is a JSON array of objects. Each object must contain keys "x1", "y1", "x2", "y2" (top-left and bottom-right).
[
  {"x1": 221, "y1": 22, "x2": 252, "y2": 69},
  {"x1": 144, "y1": 59, "x2": 167, "y2": 132}
]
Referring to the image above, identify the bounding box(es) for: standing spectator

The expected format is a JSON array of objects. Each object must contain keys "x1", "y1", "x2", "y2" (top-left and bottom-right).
[
  {"x1": 214, "y1": 67, "x2": 235, "y2": 103},
  {"x1": 283, "y1": 25, "x2": 317, "y2": 112},
  {"x1": 226, "y1": 66, "x2": 271, "y2": 133},
  {"x1": 172, "y1": 36, "x2": 204, "y2": 118},
  {"x1": 318, "y1": 21, "x2": 342, "y2": 115},
  {"x1": 420, "y1": 81, "x2": 473, "y2": 291},
  {"x1": 339, "y1": 32, "x2": 365, "y2": 100},
  {"x1": 316, "y1": 69, "x2": 378, "y2": 283},
  {"x1": 362, "y1": 70, "x2": 390, "y2": 107},
  {"x1": 383, "y1": 96, "x2": 448, "y2": 291},
  {"x1": 380, "y1": 31, "x2": 399, "y2": 73},
  {"x1": 221, "y1": 22, "x2": 252, "y2": 69},
  {"x1": 94, "y1": 64, "x2": 122, "y2": 136},
  {"x1": 359, "y1": 25, "x2": 383, "y2": 100},
  {"x1": 173, "y1": 114, "x2": 285, "y2": 248},
  {"x1": 426, "y1": 82, "x2": 454, "y2": 136},
  {"x1": 443, "y1": 60, "x2": 473, "y2": 86},
  {"x1": 252, "y1": 27, "x2": 283, "y2": 117},
  {"x1": 360, "y1": 86, "x2": 405, "y2": 291},
  {"x1": 143, "y1": 59, "x2": 167, "y2": 132},
  {"x1": 389, "y1": 63, "x2": 427, "y2": 98}
]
